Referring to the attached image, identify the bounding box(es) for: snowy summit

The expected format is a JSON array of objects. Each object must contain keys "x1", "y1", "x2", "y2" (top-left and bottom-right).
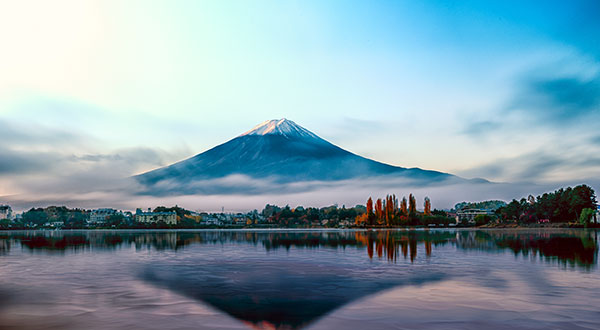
[{"x1": 240, "y1": 119, "x2": 321, "y2": 140}]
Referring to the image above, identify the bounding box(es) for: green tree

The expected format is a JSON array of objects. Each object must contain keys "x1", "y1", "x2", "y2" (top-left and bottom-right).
[
  {"x1": 0, "y1": 219, "x2": 11, "y2": 229},
  {"x1": 569, "y1": 185, "x2": 597, "y2": 221},
  {"x1": 579, "y1": 208, "x2": 595, "y2": 227},
  {"x1": 107, "y1": 214, "x2": 126, "y2": 227},
  {"x1": 473, "y1": 214, "x2": 491, "y2": 226}
]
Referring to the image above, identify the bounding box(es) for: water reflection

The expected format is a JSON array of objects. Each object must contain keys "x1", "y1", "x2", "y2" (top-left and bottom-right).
[
  {"x1": 0, "y1": 230, "x2": 597, "y2": 267},
  {"x1": 456, "y1": 230, "x2": 598, "y2": 268},
  {"x1": 0, "y1": 229, "x2": 597, "y2": 330}
]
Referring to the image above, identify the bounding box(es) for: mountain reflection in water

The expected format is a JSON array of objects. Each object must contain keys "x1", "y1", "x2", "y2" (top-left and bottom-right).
[{"x1": 0, "y1": 229, "x2": 597, "y2": 330}]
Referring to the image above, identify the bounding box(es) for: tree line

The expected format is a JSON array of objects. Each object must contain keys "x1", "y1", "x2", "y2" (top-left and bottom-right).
[{"x1": 496, "y1": 184, "x2": 597, "y2": 225}]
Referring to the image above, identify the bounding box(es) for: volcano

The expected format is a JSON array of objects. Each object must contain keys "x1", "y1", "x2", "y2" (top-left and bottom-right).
[{"x1": 135, "y1": 119, "x2": 458, "y2": 194}]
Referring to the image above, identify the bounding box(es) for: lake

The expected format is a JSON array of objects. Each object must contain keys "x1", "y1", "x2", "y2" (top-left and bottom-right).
[{"x1": 0, "y1": 229, "x2": 598, "y2": 329}]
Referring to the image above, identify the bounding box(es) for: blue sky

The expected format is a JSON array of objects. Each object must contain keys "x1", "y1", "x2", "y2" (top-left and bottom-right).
[{"x1": 0, "y1": 0, "x2": 599, "y2": 209}]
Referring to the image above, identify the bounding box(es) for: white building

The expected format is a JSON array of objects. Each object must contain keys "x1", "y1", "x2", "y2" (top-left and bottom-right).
[
  {"x1": 0, "y1": 205, "x2": 12, "y2": 220},
  {"x1": 135, "y1": 208, "x2": 177, "y2": 225},
  {"x1": 456, "y1": 208, "x2": 494, "y2": 224},
  {"x1": 43, "y1": 221, "x2": 65, "y2": 228},
  {"x1": 201, "y1": 216, "x2": 222, "y2": 226},
  {"x1": 89, "y1": 208, "x2": 118, "y2": 224}
]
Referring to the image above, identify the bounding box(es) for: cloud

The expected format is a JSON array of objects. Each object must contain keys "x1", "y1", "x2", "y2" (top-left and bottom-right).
[
  {"x1": 458, "y1": 150, "x2": 600, "y2": 184},
  {"x1": 71, "y1": 147, "x2": 180, "y2": 171},
  {"x1": 461, "y1": 120, "x2": 502, "y2": 137},
  {"x1": 0, "y1": 117, "x2": 190, "y2": 208},
  {"x1": 510, "y1": 74, "x2": 600, "y2": 124},
  {"x1": 0, "y1": 121, "x2": 84, "y2": 147},
  {"x1": 460, "y1": 153, "x2": 561, "y2": 183},
  {"x1": 0, "y1": 147, "x2": 60, "y2": 175},
  {"x1": 462, "y1": 59, "x2": 600, "y2": 140}
]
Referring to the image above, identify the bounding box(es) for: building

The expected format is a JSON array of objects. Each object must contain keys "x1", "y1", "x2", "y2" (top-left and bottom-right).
[
  {"x1": 233, "y1": 214, "x2": 247, "y2": 225},
  {"x1": 89, "y1": 208, "x2": 118, "y2": 224},
  {"x1": 201, "y1": 216, "x2": 222, "y2": 226},
  {"x1": 43, "y1": 221, "x2": 64, "y2": 228},
  {"x1": 0, "y1": 205, "x2": 12, "y2": 220},
  {"x1": 456, "y1": 208, "x2": 494, "y2": 224},
  {"x1": 135, "y1": 208, "x2": 177, "y2": 225}
]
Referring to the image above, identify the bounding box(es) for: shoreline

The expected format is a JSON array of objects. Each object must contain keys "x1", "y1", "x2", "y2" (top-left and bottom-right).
[{"x1": 0, "y1": 224, "x2": 598, "y2": 232}]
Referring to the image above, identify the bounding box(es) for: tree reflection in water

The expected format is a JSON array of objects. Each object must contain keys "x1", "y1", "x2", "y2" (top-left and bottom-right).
[
  {"x1": 456, "y1": 230, "x2": 598, "y2": 269},
  {"x1": 0, "y1": 229, "x2": 596, "y2": 267}
]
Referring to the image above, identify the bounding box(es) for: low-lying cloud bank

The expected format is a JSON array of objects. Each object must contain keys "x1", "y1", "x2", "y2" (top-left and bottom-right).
[{"x1": 3, "y1": 172, "x2": 598, "y2": 213}]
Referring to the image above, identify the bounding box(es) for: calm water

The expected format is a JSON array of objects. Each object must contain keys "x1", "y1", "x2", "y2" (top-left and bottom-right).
[{"x1": 0, "y1": 229, "x2": 598, "y2": 330}]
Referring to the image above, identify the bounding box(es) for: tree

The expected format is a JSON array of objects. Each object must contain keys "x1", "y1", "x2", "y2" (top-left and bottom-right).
[
  {"x1": 22, "y1": 208, "x2": 48, "y2": 226},
  {"x1": 499, "y1": 199, "x2": 522, "y2": 221},
  {"x1": 106, "y1": 214, "x2": 126, "y2": 227},
  {"x1": 375, "y1": 198, "x2": 383, "y2": 225},
  {"x1": 579, "y1": 208, "x2": 595, "y2": 227},
  {"x1": 366, "y1": 197, "x2": 374, "y2": 226},
  {"x1": 355, "y1": 213, "x2": 368, "y2": 226},
  {"x1": 400, "y1": 197, "x2": 408, "y2": 216},
  {"x1": 432, "y1": 209, "x2": 447, "y2": 216},
  {"x1": 569, "y1": 185, "x2": 597, "y2": 221},
  {"x1": 424, "y1": 197, "x2": 432, "y2": 216},
  {"x1": 408, "y1": 194, "x2": 416, "y2": 216},
  {"x1": 473, "y1": 214, "x2": 491, "y2": 226},
  {"x1": 384, "y1": 194, "x2": 397, "y2": 226},
  {"x1": 0, "y1": 219, "x2": 11, "y2": 229}
]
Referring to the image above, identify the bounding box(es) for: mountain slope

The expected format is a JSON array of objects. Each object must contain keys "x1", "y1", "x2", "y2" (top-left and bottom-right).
[{"x1": 135, "y1": 119, "x2": 457, "y2": 194}]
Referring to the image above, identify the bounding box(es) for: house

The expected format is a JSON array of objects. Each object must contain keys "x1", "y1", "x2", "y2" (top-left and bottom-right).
[
  {"x1": 89, "y1": 208, "x2": 118, "y2": 224},
  {"x1": 43, "y1": 221, "x2": 65, "y2": 228},
  {"x1": 202, "y1": 216, "x2": 221, "y2": 226},
  {"x1": 233, "y1": 214, "x2": 247, "y2": 225},
  {"x1": 0, "y1": 205, "x2": 12, "y2": 220},
  {"x1": 456, "y1": 208, "x2": 494, "y2": 224},
  {"x1": 338, "y1": 220, "x2": 351, "y2": 228},
  {"x1": 135, "y1": 208, "x2": 177, "y2": 225}
]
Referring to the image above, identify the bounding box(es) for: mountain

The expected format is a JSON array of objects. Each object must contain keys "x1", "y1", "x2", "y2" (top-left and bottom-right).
[{"x1": 135, "y1": 119, "x2": 460, "y2": 194}]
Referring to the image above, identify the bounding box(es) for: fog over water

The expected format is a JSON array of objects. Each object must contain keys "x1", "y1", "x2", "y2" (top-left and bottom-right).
[{"x1": 0, "y1": 229, "x2": 598, "y2": 329}]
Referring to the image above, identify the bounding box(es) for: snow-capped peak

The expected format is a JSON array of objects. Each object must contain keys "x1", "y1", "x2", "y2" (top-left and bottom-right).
[{"x1": 240, "y1": 119, "x2": 321, "y2": 140}]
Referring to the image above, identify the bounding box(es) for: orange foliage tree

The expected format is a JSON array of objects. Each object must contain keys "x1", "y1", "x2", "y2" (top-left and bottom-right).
[
  {"x1": 424, "y1": 197, "x2": 432, "y2": 216},
  {"x1": 366, "y1": 197, "x2": 374, "y2": 226},
  {"x1": 375, "y1": 198, "x2": 383, "y2": 225},
  {"x1": 400, "y1": 197, "x2": 408, "y2": 216},
  {"x1": 384, "y1": 194, "x2": 398, "y2": 226},
  {"x1": 409, "y1": 194, "x2": 416, "y2": 216}
]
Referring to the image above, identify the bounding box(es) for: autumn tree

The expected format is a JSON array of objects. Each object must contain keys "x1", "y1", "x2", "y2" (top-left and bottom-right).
[
  {"x1": 400, "y1": 197, "x2": 408, "y2": 216},
  {"x1": 355, "y1": 213, "x2": 368, "y2": 226},
  {"x1": 375, "y1": 198, "x2": 383, "y2": 225},
  {"x1": 424, "y1": 197, "x2": 432, "y2": 216},
  {"x1": 399, "y1": 197, "x2": 408, "y2": 224},
  {"x1": 408, "y1": 194, "x2": 418, "y2": 225},
  {"x1": 409, "y1": 194, "x2": 416, "y2": 216},
  {"x1": 366, "y1": 197, "x2": 375, "y2": 226},
  {"x1": 384, "y1": 194, "x2": 398, "y2": 226}
]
